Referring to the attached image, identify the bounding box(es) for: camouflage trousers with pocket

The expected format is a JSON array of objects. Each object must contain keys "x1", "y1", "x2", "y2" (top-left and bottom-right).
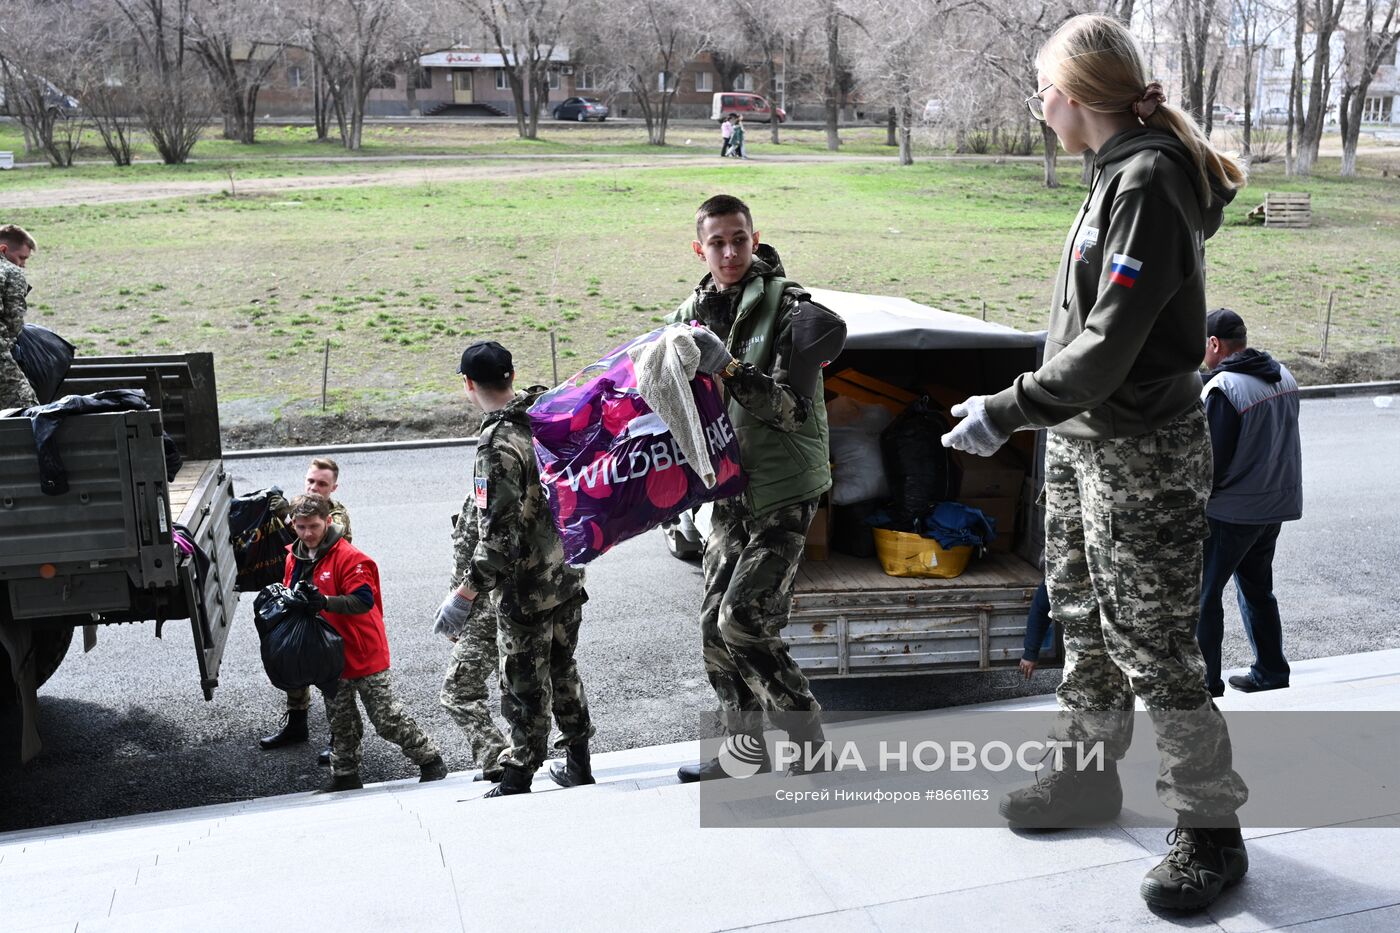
[
  {"x1": 0, "y1": 353, "x2": 38, "y2": 412},
  {"x1": 701, "y1": 497, "x2": 821, "y2": 736},
  {"x1": 1044, "y1": 405, "x2": 1248, "y2": 818},
  {"x1": 439, "y1": 598, "x2": 508, "y2": 777},
  {"x1": 497, "y1": 592, "x2": 593, "y2": 772},
  {"x1": 323, "y1": 669, "x2": 442, "y2": 777},
  {"x1": 285, "y1": 686, "x2": 312, "y2": 711}
]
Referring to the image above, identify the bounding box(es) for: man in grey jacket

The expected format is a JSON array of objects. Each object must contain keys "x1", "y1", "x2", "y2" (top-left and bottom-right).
[{"x1": 1197, "y1": 308, "x2": 1301, "y2": 696}]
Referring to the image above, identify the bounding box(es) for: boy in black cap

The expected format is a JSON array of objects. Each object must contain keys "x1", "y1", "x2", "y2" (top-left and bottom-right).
[
  {"x1": 435, "y1": 341, "x2": 594, "y2": 797},
  {"x1": 1197, "y1": 309, "x2": 1301, "y2": 696}
]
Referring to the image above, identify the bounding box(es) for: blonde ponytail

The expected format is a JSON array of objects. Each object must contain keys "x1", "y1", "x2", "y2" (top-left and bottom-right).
[
  {"x1": 1041, "y1": 14, "x2": 1246, "y2": 204},
  {"x1": 1144, "y1": 104, "x2": 1247, "y2": 201}
]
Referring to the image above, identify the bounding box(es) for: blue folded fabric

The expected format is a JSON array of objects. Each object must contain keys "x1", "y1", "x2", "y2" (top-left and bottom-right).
[{"x1": 918, "y1": 502, "x2": 997, "y2": 549}]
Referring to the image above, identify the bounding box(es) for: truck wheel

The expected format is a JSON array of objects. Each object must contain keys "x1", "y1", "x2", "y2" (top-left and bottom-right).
[{"x1": 0, "y1": 625, "x2": 74, "y2": 710}]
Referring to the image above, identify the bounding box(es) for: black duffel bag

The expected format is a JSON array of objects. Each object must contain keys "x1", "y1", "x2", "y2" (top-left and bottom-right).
[
  {"x1": 253, "y1": 583, "x2": 344, "y2": 697},
  {"x1": 879, "y1": 396, "x2": 961, "y2": 531},
  {"x1": 12, "y1": 323, "x2": 76, "y2": 405},
  {"x1": 229, "y1": 486, "x2": 296, "y2": 592}
]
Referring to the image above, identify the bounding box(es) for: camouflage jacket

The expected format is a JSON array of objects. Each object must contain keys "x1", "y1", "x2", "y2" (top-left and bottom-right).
[
  {"x1": 465, "y1": 387, "x2": 583, "y2": 617},
  {"x1": 0, "y1": 255, "x2": 29, "y2": 353}
]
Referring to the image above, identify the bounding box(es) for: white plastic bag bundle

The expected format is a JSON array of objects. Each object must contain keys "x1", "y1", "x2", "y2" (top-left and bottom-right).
[{"x1": 828, "y1": 397, "x2": 894, "y2": 505}]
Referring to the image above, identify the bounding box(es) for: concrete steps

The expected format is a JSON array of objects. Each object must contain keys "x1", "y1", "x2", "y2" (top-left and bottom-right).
[{"x1": 4, "y1": 649, "x2": 1399, "y2": 932}]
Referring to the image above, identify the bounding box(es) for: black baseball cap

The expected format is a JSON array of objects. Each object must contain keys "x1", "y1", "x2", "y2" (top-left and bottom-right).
[
  {"x1": 1206, "y1": 308, "x2": 1247, "y2": 341},
  {"x1": 457, "y1": 340, "x2": 513, "y2": 381}
]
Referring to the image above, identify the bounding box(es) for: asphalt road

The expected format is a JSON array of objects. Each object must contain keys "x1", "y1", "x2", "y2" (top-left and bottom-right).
[{"x1": 2, "y1": 396, "x2": 1396, "y2": 832}]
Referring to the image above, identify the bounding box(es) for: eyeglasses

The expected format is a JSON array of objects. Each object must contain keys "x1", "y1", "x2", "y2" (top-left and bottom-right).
[{"x1": 1025, "y1": 83, "x2": 1053, "y2": 122}]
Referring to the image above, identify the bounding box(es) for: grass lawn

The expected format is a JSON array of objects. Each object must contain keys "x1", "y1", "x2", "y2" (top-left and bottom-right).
[
  {"x1": 0, "y1": 120, "x2": 905, "y2": 185},
  {"x1": 7, "y1": 157, "x2": 1397, "y2": 411}
]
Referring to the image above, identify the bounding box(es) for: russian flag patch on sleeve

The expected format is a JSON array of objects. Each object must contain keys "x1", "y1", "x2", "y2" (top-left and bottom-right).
[{"x1": 1108, "y1": 253, "x2": 1143, "y2": 288}]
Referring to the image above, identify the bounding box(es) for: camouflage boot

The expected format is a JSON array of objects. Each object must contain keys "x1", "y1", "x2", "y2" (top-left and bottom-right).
[
  {"x1": 785, "y1": 717, "x2": 830, "y2": 777},
  {"x1": 1140, "y1": 821, "x2": 1248, "y2": 911},
  {"x1": 419, "y1": 755, "x2": 448, "y2": 782},
  {"x1": 999, "y1": 758, "x2": 1122, "y2": 828},
  {"x1": 483, "y1": 764, "x2": 533, "y2": 798},
  {"x1": 549, "y1": 740, "x2": 597, "y2": 788},
  {"x1": 318, "y1": 772, "x2": 363, "y2": 794}
]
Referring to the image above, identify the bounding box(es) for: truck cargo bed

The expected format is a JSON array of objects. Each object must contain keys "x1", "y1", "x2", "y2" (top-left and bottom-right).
[{"x1": 788, "y1": 552, "x2": 1049, "y2": 678}]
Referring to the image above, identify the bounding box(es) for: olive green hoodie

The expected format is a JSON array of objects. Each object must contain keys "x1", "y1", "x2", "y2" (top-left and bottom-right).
[{"x1": 985, "y1": 127, "x2": 1236, "y2": 440}]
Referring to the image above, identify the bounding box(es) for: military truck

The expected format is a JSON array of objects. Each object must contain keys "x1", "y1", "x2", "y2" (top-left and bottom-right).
[
  {"x1": 663, "y1": 289, "x2": 1055, "y2": 679},
  {"x1": 0, "y1": 352, "x2": 237, "y2": 762}
]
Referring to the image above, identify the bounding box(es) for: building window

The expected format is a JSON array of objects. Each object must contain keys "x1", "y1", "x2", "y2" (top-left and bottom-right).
[
  {"x1": 658, "y1": 71, "x2": 677, "y2": 92},
  {"x1": 734, "y1": 73, "x2": 754, "y2": 91},
  {"x1": 496, "y1": 69, "x2": 510, "y2": 90},
  {"x1": 1271, "y1": 48, "x2": 1284, "y2": 68},
  {"x1": 548, "y1": 69, "x2": 560, "y2": 90},
  {"x1": 287, "y1": 66, "x2": 303, "y2": 89},
  {"x1": 695, "y1": 71, "x2": 713, "y2": 92},
  {"x1": 577, "y1": 67, "x2": 599, "y2": 90},
  {"x1": 1362, "y1": 95, "x2": 1393, "y2": 123},
  {"x1": 372, "y1": 71, "x2": 396, "y2": 89},
  {"x1": 411, "y1": 68, "x2": 432, "y2": 90}
]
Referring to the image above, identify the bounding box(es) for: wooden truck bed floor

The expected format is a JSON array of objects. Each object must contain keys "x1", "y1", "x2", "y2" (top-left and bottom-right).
[
  {"x1": 795, "y1": 551, "x2": 1040, "y2": 594},
  {"x1": 168, "y1": 460, "x2": 214, "y2": 527}
]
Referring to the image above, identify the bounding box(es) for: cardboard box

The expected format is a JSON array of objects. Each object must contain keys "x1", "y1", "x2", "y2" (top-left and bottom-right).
[
  {"x1": 804, "y1": 496, "x2": 832, "y2": 561},
  {"x1": 962, "y1": 497, "x2": 1018, "y2": 553},
  {"x1": 954, "y1": 449, "x2": 1026, "y2": 499}
]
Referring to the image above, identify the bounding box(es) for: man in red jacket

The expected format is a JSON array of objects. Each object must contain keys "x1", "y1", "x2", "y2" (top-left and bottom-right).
[{"x1": 285, "y1": 493, "x2": 447, "y2": 792}]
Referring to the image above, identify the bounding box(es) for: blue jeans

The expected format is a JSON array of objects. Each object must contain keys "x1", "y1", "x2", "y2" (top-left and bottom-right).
[{"x1": 1197, "y1": 518, "x2": 1290, "y2": 692}]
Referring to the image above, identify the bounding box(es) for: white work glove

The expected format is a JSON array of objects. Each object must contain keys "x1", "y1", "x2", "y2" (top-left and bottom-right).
[
  {"x1": 432, "y1": 591, "x2": 474, "y2": 639},
  {"x1": 689, "y1": 325, "x2": 734, "y2": 375},
  {"x1": 940, "y1": 395, "x2": 1011, "y2": 457}
]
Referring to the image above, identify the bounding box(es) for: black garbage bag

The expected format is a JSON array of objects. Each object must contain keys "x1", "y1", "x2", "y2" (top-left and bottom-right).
[
  {"x1": 11, "y1": 323, "x2": 76, "y2": 404},
  {"x1": 162, "y1": 433, "x2": 182, "y2": 481},
  {"x1": 253, "y1": 583, "x2": 344, "y2": 697},
  {"x1": 8, "y1": 388, "x2": 152, "y2": 495},
  {"x1": 879, "y1": 396, "x2": 960, "y2": 531},
  {"x1": 229, "y1": 486, "x2": 295, "y2": 592}
]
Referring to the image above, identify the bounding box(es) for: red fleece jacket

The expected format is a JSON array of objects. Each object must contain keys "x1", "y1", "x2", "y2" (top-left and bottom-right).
[{"x1": 283, "y1": 536, "x2": 389, "y2": 679}]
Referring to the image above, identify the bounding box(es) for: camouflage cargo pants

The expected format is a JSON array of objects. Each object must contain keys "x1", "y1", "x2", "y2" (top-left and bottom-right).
[
  {"x1": 701, "y1": 497, "x2": 821, "y2": 735},
  {"x1": 1045, "y1": 405, "x2": 1248, "y2": 817},
  {"x1": 0, "y1": 353, "x2": 38, "y2": 411},
  {"x1": 285, "y1": 686, "x2": 312, "y2": 711},
  {"x1": 439, "y1": 599, "x2": 507, "y2": 776},
  {"x1": 323, "y1": 669, "x2": 442, "y2": 777},
  {"x1": 497, "y1": 592, "x2": 593, "y2": 772}
]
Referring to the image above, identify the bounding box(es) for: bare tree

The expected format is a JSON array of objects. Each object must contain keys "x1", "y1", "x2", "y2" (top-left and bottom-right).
[
  {"x1": 452, "y1": 0, "x2": 573, "y2": 139},
  {"x1": 0, "y1": 1, "x2": 89, "y2": 167},
  {"x1": 1338, "y1": 0, "x2": 1399, "y2": 174},
  {"x1": 299, "y1": 0, "x2": 431, "y2": 150},
  {"x1": 968, "y1": 0, "x2": 1079, "y2": 186},
  {"x1": 1233, "y1": 0, "x2": 1290, "y2": 157},
  {"x1": 112, "y1": 0, "x2": 218, "y2": 164},
  {"x1": 187, "y1": 0, "x2": 295, "y2": 144},
  {"x1": 1166, "y1": 0, "x2": 1227, "y2": 127},
  {"x1": 725, "y1": 0, "x2": 804, "y2": 144},
  {"x1": 1292, "y1": 0, "x2": 1348, "y2": 174},
  {"x1": 853, "y1": 0, "x2": 976, "y2": 165},
  {"x1": 574, "y1": 0, "x2": 710, "y2": 145}
]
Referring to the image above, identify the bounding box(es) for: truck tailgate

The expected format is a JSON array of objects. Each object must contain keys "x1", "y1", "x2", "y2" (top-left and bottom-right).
[{"x1": 788, "y1": 553, "x2": 1049, "y2": 677}]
